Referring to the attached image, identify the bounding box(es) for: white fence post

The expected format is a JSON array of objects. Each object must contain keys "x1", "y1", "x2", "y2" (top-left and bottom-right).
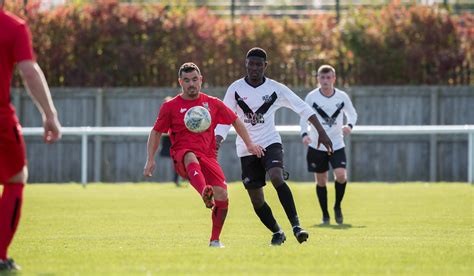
[
  {"x1": 81, "y1": 132, "x2": 88, "y2": 186},
  {"x1": 429, "y1": 90, "x2": 438, "y2": 182},
  {"x1": 469, "y1": 132, "x2": 474, "y2": 184}
]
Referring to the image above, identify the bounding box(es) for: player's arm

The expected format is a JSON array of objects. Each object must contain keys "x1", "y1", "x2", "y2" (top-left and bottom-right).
[
  {"x1": 299, "y1": 94, "x2": 312, "y2": 146},
  {"x1": 215, "y1": 134, "x2": 225, "y2": 151},
  {"x1": 215, "y1": 85, "x2": 237, "y2": 150},
  {"x1": 232, "y1": 118, "x2": 264, "y2": 157},
  {"x1": 145, "y1": 102, "x2": 171, "y2": 176},
  {"x1": 144, "y1": 129, "x2": 162, "y2": 177},
  {"x1": 17, "y1": 61, "x2": 61, "y2": 144},
  {"x1": 305, "y1": 103, "x2": 333, "y2": 153},
  {"x1": 308, "y1": 114, "x2": 333, "y2": 153},
  {"x1": 300, "y1": 109, "x2": 333, "y2": 152},
  {"x1": 280, "y1": 85, "x2": 332, "y2": 152},
  {"x1": 342, "y1": 94, "x2": 358, "y2": 136}
]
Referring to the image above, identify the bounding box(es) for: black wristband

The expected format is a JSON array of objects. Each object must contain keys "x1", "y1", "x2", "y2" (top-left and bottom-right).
[
  {"x1": 301, "y1": 132, "x2": 308, "y2": 138},
  {"x1": 348, "y1": 124, "x2": 353, "y2": 129}
]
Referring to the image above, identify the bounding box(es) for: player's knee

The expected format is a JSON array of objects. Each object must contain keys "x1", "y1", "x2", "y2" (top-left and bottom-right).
[
  {"x1": 7, "y1": 166, "x2": 28, "y2": 183},
  {"x1": 213, "y1": 186, "x2": 228, "y2": 201},
  {"x1": 249, "y1": 194, "x2": 265, "y2": 208},
  {"x1": 334, "y1": 169, "x2": 347, "y2": 183},
  {"x1": 316, "y1": 173, "x2": 328, "y2": 186},
  {"x1": 251, "y1": 198, "x2": 264, "y2": 208},
  {"x1": 183, "y1": 152, "x2": 198, "y2": 166},
  {"x1": 270, "y1": 178, "x2": 284, "y2": 189},
  {"x1": 335, "y1": 174, "x2": 347, "y2": 183},
  {"x1": 268, "y1": 172, "x2": 284, "y2": 186}
]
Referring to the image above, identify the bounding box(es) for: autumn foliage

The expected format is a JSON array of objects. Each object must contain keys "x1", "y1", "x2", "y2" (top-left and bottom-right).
[{"x1": 6, "y1": 0, "x2": 472, "y2": 87}]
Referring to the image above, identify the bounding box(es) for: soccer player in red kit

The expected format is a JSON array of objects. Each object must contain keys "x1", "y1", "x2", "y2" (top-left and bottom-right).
[
  {"x1": 144, "y1": 62, "x2": 264, "y2": 248},
  {"x1": 0, "y1": 2, "x2": 62, "y2": 271}
]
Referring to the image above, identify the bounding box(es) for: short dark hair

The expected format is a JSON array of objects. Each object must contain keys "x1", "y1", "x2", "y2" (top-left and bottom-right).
[
  {"x1": 317, "y1": 65, "x2": 336, "y2": 75},
  {"x1": 246, "y1": 47, "x2": 267, "y2": 61},
  {"x1": 178, "y1": 62, "x2": 201, "y2": 77}
]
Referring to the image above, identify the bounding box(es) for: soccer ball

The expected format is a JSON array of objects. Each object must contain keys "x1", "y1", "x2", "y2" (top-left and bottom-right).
[{"x1": 184, "y1": 106, "x2": 212, "y2": 133}]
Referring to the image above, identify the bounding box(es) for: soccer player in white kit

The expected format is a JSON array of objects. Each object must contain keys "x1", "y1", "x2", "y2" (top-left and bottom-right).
[
  {"x1": 215, "y1": 48, "x2": 333, "y2": 246},
  {"x1": 299, "y1": 65, "x2": 357, "y2": 225}
]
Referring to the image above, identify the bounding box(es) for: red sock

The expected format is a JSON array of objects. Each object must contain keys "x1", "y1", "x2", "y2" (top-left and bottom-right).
[
  {"x1": 210, "y1": 199, "x2": 229, "y2": 241},
  {"x1": 186, "y1": 162, "x2": 206, "y2": 195},
  {"x1": 0, "y1": 183, "x2": 24, "y2": 259}
]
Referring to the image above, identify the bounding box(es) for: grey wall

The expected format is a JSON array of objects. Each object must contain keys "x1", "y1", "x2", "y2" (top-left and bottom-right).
[{"x1": 12, "y1": 86, "x2": 473, "y2": 183}]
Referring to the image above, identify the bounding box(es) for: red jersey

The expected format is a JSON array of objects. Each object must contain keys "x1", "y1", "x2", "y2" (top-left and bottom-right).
[
  {"x1": 0, "y1": 10, "x2": 35, "y2": 123},
  {"x1": 153, "y1": 92, "x2": 237, "y2": 158}
]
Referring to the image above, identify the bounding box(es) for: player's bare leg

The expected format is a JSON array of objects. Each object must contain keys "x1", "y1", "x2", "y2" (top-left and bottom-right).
[{"x1": 6, "y1": 167, "x2": 27, "y2": 183}]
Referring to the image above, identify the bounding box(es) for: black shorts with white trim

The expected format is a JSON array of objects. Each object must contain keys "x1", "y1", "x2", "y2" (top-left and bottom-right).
[
  {"x1": 240, "y1": 143, "x2": 284, "y2": 189},
  {"x1": 306, "y1": 147, "x2": 346, "y2": 173}
]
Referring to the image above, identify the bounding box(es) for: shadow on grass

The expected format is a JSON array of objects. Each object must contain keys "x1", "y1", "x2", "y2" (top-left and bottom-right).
[{"x1": 311, "y1": 223, "x2": 366, "y2": 230}]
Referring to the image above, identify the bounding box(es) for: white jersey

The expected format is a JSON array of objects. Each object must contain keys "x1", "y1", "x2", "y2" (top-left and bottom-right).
[
  {"x1": 299, "y1": 88, "x2": 357, "y2": 152},
  {"x1": 215, "y1": 77, "x2": 315, "y2": 157}
]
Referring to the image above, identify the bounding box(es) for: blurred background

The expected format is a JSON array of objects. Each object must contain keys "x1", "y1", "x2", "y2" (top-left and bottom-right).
[{"x1": 6, "y1": 0, "x2": 473, "y2": 183}]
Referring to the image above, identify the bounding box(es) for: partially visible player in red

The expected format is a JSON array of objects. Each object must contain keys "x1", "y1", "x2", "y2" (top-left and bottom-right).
[
  {"x1": 0, "y1": 1, "x2": 62, "y2": 272},
  {"x1": 144, "y1": 62, "x2": 264, "y2": 248}
]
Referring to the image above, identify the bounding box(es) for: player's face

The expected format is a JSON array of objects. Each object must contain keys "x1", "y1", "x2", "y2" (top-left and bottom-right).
[
  {"x1": 246, "y1": 57, "x2": 267, "y2": 81},
  {"x1": 179, "y1": 70, "x2": 202, "y2": 99},
  {"x1": 317, "y1": 71, "x2": 336, "y2": 90}
]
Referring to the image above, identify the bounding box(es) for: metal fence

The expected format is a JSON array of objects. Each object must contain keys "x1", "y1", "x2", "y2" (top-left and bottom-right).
[
  {"x1": 131, "y1": 0, "x2": 474, "y2": 17},
  {"x1": 22, "y1": 125, "x2": 474, "y2": 184},
  {"x1": 38, "y1": 1, "x2": 474, "y2": 17},
  {"x1": 12, "y1": 86, "x2": 474, "y2": 183}
]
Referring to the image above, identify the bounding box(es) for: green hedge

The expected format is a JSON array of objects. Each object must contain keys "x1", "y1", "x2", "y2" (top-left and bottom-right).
[{"x1": 7, "y1": 0, "x2": 472, "y2": 87}]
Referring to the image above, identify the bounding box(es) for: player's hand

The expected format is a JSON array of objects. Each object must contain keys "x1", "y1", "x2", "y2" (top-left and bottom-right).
[
  {"x1": 342, "y1": 125, "x2": 352, "y2": 136},
  {"x1": 247, "y1": 143, "x2": 265, "y2": 158},
  {"x1": 43, "y1": 115, "x2": 61, "y2": 144},
  {"x1": 317, "y1": 131, "x2": 333, "y2": 154},
  {"x1": 302, "y1": 135, "x2": 311, "y2": 145},
  {"x1": 143, "y1": 160, "x2": 156, "y2": 177},
  {"x1": 215, "y1": 135, "x2": 224, "y2": 152}
]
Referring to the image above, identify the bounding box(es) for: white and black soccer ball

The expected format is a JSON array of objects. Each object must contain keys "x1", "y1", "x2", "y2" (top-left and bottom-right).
[{"x1": 184, "y1": 106, "x2": 212, "y2": 133}]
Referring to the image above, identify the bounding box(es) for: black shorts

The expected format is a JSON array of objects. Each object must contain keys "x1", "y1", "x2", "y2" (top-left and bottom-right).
[
  {"x1": 306, "y1": 147, "x2": 346, "y2": 173},
  {"x1": 240, "y1": 143, "x2": 284, "y2": 190}
]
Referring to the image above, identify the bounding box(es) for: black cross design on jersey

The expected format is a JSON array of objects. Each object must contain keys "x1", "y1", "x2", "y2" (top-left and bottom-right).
[
  {"x1": 312, "y1": 102, "x2": 344, "y2": 127},
  {"x1": 235, "y1": 91, "x2": 278, "y2": 125}
]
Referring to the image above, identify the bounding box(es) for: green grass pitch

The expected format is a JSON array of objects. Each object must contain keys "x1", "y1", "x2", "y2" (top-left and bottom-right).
[{"x1": 9, "y1": 182, "x2": 473, "y2": 274}]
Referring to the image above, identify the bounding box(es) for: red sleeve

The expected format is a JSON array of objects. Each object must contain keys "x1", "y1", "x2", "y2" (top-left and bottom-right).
[
  {"x1": 214, "y1": 98, "x2": 237, "y2": 125},
  {"x1": 13, "y1": 23, "x2": 35, "y2": 62},
  {"x1": 153, "y1": 102, "x2": 171, "y2": 133}
]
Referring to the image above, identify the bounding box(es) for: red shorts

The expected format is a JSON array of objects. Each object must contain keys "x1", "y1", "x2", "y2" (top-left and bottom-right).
[
  {"x1": 0, "y1": 122, "x2": 27, "y2": 183},
  {"x1": 171, "y1": 148, "x2": 227, "y2": 189}
]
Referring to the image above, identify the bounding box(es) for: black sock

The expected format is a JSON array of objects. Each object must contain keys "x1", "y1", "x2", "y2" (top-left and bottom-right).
[
  {"x1": 254, "y1": 202, "x2": 280, "y2": 233},
  {"x1": 334, "y1": 181, "x2": 347, "y2": 209},
  {"x1": 276, "y1": 183, "x2": 300, "y2": 227},
  {"x1": 316, "y1": 185, "x2": 329, "y2": 218}
]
